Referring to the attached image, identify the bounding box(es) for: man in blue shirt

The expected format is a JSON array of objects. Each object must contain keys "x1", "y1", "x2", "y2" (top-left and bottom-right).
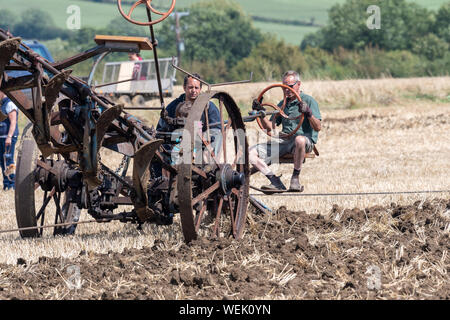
[
  {"x1": 157, "y1": 73, "x2": 221, "y2": 132},
  {"x1": 249, "y1": 71, "x2": 322, "y2": 192},
  {"x1": 0, "y1": 91, "x2": 19, "y2": 190},
  {"x1": 155, "y1": 73, "x2": 221, "y2": 173}
]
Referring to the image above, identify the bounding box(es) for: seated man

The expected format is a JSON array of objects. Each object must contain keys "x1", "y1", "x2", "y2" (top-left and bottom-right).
[
  {"x1": 249, "y1": 70, "x2": 322, "y2": 192},
  {"x1": 155, "y1": 73, "x2": 221, "y2": 171}
]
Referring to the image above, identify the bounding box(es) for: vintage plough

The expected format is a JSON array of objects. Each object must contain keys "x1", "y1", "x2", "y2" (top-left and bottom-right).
[
  {"x1": 0, "y1": 0, "x2": 317, "y2": 242},
  {"x1": 0, "y1": 0, "x2": 251, "y2": 242}
]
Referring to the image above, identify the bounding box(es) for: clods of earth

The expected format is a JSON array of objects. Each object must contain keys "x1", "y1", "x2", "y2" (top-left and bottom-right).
[{"x1": 0, "y1": 198, "x2": 449, "y2": 299}]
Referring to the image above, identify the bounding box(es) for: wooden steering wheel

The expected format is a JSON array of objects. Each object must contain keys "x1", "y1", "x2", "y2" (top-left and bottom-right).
[
  {"x1": 117, "y1": 0, "x2": 176, "y2": 26},
  {"x1": 255, "y1": 83, "x2": 304, "y2": 139}
]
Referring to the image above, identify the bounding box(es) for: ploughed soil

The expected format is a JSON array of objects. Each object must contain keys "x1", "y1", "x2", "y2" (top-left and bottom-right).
[{"x1": 0, "y1": 199, "x2": 449, "y2": 300}]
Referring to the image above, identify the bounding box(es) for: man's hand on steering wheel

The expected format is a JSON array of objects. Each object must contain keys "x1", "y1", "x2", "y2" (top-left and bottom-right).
[
  {"x1": 252, "y1": 98, "x2": 265, "y2": 111},
  {"x1": 299, "y1": 100, "x2": 312, "y2": 118},
  {"x1": 252, "y1": 98, "x2": 267, "y2": 119}
]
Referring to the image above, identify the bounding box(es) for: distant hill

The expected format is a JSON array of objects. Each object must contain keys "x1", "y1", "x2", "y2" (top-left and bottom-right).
[{"x1": 0, "y1": 0, "x2": 448, "y2": 45}]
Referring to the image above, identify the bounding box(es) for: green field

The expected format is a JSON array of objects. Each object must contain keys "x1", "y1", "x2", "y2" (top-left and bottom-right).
[
  {"x1": 0, "y1": 0, "x2": 126, "y2": 29},
  {"x1": 252, "y1": 22, "x2": 319, "y2": 45},
  {"x1": 0, "y1": 0, "x2": 448, "y2": 45}
]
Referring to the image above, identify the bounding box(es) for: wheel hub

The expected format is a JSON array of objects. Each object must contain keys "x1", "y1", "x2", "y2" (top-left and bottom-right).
[
  {"x1": 218, "y1": 164, "x2": 245, "y2": 195},
  {"x1": 35, "y1": 160, "x2": 82, "y2": 192}
]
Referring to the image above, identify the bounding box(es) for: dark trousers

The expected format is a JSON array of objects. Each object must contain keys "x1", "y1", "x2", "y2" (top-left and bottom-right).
[{"x1": 0, "y1": 137, "x2": 17, "y2": 190}]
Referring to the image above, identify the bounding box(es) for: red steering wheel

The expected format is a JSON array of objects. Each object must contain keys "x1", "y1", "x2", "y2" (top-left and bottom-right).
[
  {"x1": 117, "y1": 0, "x2": 176, "y2": 26},
  {"x1": 255, "y1": 83, "x2": 304, "y2": 139}
]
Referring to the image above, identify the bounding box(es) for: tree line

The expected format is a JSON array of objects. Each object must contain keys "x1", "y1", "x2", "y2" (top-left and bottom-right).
[{"x1": 0, "y1": 0, "x2": 448, "y2": 83}]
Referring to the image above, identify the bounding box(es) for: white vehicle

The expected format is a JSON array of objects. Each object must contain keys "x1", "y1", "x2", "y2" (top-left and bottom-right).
[{"x1": 97, "y1": 57, "x2": 177, "y2": 105}]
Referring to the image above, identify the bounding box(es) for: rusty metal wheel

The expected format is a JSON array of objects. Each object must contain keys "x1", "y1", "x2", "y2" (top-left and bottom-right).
[
  {"x1": 176, "y1": 92, "x2": 249, "y2": 242},
  {"x1": 255, "y1": 83, "x2": 304, "y2": 139},
  {"x1": 15, "y1": 122, "x2": 80, "y2": 238}
]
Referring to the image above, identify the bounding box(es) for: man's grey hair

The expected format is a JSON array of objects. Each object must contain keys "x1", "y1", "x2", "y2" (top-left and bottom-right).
[{"x1": 282, "y1": 70, "x2": 300, "y2": 82}]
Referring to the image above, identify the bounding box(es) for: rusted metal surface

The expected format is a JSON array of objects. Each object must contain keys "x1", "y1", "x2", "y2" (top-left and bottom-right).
[
  {"x1": 132, "y1": 139, "x2": 163, "y2": 221},
  {"x1": 0, "y1": 26, "x2": 167, "y2": 234},
  {"x1": 0, "y1": 37, "x2": 21, "y2": 87},
  {"x1": 44, "y1": 70, "x2": 72, "y2": 110},
  {"x1": 177, "y1": 93, "x2": 212, "y2": 241},
  {"x1": 177, "y1": 91, "x2": 249, "y2": 242},
  {"x1": 0, "y1": 0, "x2": 251, "y2": 242}
]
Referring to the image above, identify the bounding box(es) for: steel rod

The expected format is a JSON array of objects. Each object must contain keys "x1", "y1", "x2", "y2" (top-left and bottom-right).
[
  {"x1": 0, "y1": 219, "x2": 98, "y2": 235},
  {"x1": 94, "y1": 78, "x2": 133, "y2": 89},
  {"x1": 88, "y1": 51, "x2": 110, "y2": 86},
  {"x1": 146, "y1": 7, "x2": 165, "y2": 110},
  {"x1": 123, "y1": 107, "x2": 166, "y2": 110},
  {"x1": 249, "y1": 188, "x2": 450, "y2": 197}
]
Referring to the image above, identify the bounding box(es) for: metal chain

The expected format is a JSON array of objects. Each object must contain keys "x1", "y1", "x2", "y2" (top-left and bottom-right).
[
  {"x1": 99, "y1": 161, "x2": 134, "y2": 191},
  {"x1": 115, "y1": 155, "x2": 129, "y2": 176},
  {"x1": 97, "y1": 152, "x2": 128, "y2": 177}
]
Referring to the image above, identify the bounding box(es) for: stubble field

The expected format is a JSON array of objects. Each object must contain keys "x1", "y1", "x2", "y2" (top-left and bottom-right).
[{"x1": 0, "y1": 77, "x2": 449, "y2": 300}]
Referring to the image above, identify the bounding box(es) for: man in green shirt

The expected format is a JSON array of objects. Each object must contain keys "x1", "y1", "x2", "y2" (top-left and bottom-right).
[{"x1": 249, "y1": 70, "x2": 322, "y2": 192}]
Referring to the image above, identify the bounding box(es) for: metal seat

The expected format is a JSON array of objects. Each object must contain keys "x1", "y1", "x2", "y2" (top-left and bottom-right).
[{"x1": 94, "y1": 35, "x2": 153, "y2": 51}]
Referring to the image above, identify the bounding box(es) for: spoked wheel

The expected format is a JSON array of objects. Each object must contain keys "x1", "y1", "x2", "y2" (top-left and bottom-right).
[
  {"x1": 117, "y1": 0, "x2": 176, "y2": 26},
  {"x1": 177, "y1": 92, "x2": 249, "y2": 242},
  {"x1": 15, "y1": 123, "x2": 80, "y2": 238}
]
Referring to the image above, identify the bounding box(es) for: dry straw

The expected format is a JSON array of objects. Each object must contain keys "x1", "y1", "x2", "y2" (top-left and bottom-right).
[{"x1": 0, "y1": 76, "x2": 448, "y2": 269}]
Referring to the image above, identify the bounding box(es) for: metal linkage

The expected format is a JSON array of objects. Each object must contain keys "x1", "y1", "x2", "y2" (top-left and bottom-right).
[
  {"x1": 0, "y1": 220, "x2": 98, "y2": 235},
  {"x1": 0, "y1": 212, "x2": 138, "y2": 236},
  {"x1": 247, "y1": 188, "x2": 450, "y2": 215},
  {"x1": 170, "y1": 57, "x2": 253, "y2": 92}
]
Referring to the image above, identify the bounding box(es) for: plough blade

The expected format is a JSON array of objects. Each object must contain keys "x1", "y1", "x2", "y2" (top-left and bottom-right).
[
  {"x1": 132, "y1": 139, "x2": 163, "y2": 222},
  {"x1": 96, "y1": 105, "x2": 123, "y2": 150},
  {"x1": 32, "y1": 65, "x2": 60, "y2": 158},
  {"x1": 33, "y1": 129, "x2": 59, "y2": 158},
  {"x1": 82, "y1": 109, "x2": 100, "y2": 187},
  {"x1": 36, "y1": 71, "x2": 75, "y2": 157},
  {"x1": 83, "y1": 104, "x2": 123, "y2": 187},
  {"x1": 44, "y1": 70, "x2": 72, "y2": 112}
]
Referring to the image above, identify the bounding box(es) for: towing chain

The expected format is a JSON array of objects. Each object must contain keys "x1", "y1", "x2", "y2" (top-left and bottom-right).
[{"x1": 115, "y1": 154, "x2": 129, "y2": 176}]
